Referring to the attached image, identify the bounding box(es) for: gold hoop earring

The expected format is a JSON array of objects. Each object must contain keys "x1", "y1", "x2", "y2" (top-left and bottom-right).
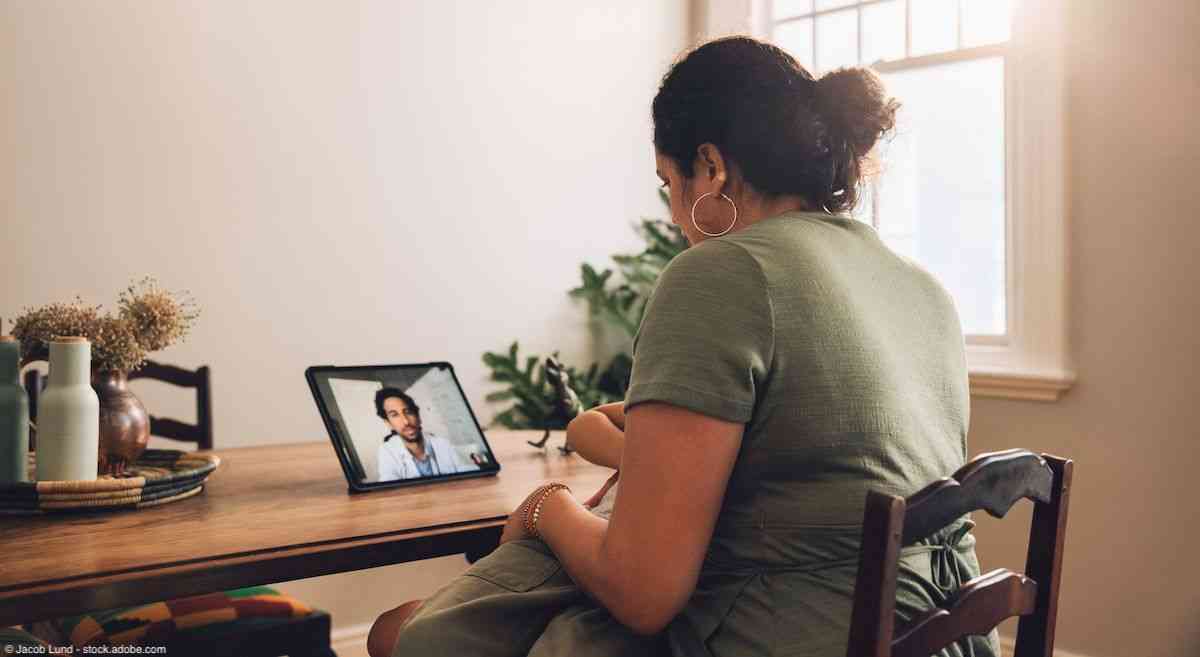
[{"x1": 690, "y1": 192, "x2": 738, "y2": 237}]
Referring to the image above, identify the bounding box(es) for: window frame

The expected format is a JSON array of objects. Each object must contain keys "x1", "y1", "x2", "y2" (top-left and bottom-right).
[{"x1": 698, "y1": 0, "x2": 1073, "y2": 401}]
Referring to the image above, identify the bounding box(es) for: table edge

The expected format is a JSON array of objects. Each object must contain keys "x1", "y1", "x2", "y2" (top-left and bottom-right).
[{"x1": 0, "y1": 516, "x2": 506, "y2": 625}]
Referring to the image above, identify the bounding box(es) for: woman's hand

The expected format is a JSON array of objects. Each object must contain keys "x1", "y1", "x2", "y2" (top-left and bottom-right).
[
  {"x1": 592, "y1": 402, "x2": 626, "y2": 430},
  {"x1": 583, "y1": 471, "x2": 620, "y2": 509},
  {"x1": 499, "y1": 485, "x2": 559, "y2": 545},
  {"x1": 499, "y1": 504, "x2": 532, "y2": 545}
]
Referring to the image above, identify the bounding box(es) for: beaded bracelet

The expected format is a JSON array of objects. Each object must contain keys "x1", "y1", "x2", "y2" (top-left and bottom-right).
[
  {"x1": 523, "y1": 483, "x2": 571, "y2": 540},
  {"x1": 516, "y1": 489, "x2": 544, "y2": 534},
  {"x1": 521, "y1": 485, "x2": 553, "y2": 538}
]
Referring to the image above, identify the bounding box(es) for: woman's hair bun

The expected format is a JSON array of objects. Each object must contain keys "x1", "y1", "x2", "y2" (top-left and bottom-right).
[{"x1": 813, "y1": 68, "x2": 900, "y2": 159}]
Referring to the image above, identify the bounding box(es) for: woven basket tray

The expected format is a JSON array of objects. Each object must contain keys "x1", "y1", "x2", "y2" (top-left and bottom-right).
[{"x1": 0, "y1": 449, "x2": 220, "y2": 515}]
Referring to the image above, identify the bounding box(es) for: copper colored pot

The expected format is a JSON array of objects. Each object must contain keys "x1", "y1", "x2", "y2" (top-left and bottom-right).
[{"x1": 92, "y1": 370, "x2": 149, "y2": 476}]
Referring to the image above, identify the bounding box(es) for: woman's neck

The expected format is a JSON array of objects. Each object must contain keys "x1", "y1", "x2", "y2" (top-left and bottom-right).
[{"x1": 733, "y1": 193, "x2": 814, "y2": 231}]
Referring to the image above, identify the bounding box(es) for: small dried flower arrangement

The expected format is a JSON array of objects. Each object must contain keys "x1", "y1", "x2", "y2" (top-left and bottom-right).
[{"x1": 11, "y1": 277, "x2": 200, "y2": 373}]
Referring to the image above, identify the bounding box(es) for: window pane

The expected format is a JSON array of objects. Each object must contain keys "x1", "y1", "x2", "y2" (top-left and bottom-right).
[
  {"x1": 962, "y1": 0, "x2": 1012, "y2": 46},
  {"x1": 815, "y1": 8, "x2": 858, "y2": 72},
  {"x1": 852, "y1": 176, "x2": 876, "y2": 226},
  {"x1": 910, "y1": 0, "x2": 958, "y2": 56},
  {"x1": 774, "y1": 0, "x2": 814, "y2": 19},
  {"x1": 861, "y1": 0, "x2": 905, "y2": 65},
  {"x1": 776, "y1": 18, "x2": 815, "y2": 73},
  {"x1": 815, "y1": 0, "x2": 857, "y2": 9},
  {"x1": 876, "y1": 56, "x2": 1007, "y2": 335}
]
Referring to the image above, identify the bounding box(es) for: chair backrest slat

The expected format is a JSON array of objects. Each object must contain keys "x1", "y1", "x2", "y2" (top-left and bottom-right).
[
  {"x1": 148, "y1": 417, "x2": 203, "y2": 444},
  {"x1": 891, "y1": 570, "x2": 1038, "y2": 657},
  {"x1": 902, "y1": 449, "x2": 1054, "y2": 545},
  {"x1": 128, "y1": 360, "x2": 202, "y2": 388}
]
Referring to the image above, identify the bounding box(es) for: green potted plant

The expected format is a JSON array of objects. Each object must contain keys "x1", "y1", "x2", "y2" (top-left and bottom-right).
[{"x1": 483, "y1": 192, "x2": 687, "y2": 432}]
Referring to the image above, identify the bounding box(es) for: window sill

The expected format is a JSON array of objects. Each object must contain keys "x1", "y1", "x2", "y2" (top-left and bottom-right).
[{"x1": 968, "y1": 370, "x2": 1075, "y2": 402}]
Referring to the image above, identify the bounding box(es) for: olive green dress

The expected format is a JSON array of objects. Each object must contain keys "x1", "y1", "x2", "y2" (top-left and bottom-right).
[{"x1": 392, "y1": 211, "x2": 999, "y2": 657}]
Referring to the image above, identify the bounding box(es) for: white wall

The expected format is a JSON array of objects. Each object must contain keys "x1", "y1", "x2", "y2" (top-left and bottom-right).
[
  {"x1": 0, "y1": 0, "x2": 690, "y2": 642},
  {"x1": 692, "y1": 0, "x2": 770, "y2": 40},
  {"x1": 1, "y1": 0, "x2": 687, "y2": 447}
]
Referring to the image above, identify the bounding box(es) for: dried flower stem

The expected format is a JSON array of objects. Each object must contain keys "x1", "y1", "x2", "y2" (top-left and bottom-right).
[{"x1": 11, "y1": 278, "x2": 200, "y2": 373}]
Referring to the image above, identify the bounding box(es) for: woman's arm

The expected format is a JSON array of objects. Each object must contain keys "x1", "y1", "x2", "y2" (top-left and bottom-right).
[
  {"x1": 565, "y1": 408, "x2": 625, "y2": 469},
  {"x1": 535, "y1": 402, "x2": 742, "y2": 634}
]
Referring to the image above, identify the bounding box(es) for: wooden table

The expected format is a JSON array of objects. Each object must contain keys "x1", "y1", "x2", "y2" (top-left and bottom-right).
[{"x1": 0, "y1": 431, "x2": 609, "y2": 627}]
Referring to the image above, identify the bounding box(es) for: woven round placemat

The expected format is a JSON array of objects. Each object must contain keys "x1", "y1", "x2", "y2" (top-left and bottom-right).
[{"x1": 0, "y1": 449, "x2": 220, "y2": 515}]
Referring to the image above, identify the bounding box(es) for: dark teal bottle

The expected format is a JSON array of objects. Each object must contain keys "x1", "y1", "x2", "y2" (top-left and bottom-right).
[{"x1": 0, "y1": 336, "x2": 30, "y2": 482}]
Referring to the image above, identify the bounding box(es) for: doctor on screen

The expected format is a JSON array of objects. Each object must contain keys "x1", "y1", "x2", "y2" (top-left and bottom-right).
[{"x1": 374, "y1": 387, "x2": 468, "y2": 480}]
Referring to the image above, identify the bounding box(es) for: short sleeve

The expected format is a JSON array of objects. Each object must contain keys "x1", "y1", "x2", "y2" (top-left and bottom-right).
[{"x1": 624, "y1": 240, "x2": 774, "y2": 423}]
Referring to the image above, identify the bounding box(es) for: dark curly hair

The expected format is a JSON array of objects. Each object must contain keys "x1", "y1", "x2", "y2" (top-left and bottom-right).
[
  {"x1": 375, "y1": 387, "x2": 420, "y2": 421},
  {"x1": 652, "y1": 36, "x2": 899, "y2": 214}
]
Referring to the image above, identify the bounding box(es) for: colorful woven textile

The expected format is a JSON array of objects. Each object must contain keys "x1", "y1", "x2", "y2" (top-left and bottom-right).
[
  {"x1": 0, "y1": 626, "x2": 52, "y2": 650},
  {"x1": 0, "y1": 450, "x2": 219, "y2": 514},
  {"x1": 37, "y1": 587, "x2": 312, "y2": 648}
]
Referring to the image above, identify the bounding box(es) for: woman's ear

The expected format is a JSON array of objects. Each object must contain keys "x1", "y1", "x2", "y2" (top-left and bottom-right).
[{"x1": 694, "y1": 143, "x2": 727, "y2": 189}]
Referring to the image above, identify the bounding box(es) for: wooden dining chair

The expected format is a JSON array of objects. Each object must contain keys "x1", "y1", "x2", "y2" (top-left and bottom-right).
[
  {"x1": 847, "y1": 449, "x2": 1072, "y2": 657},
  {"x1": 26, "y1": 361, "x2": 337, "y2": 657},
  {"x1": 25, "y1": 360, "x2": 214, "y2": 451},
  {"x1": 127, "y1": 360, "x2": 214, "y2": 450}
]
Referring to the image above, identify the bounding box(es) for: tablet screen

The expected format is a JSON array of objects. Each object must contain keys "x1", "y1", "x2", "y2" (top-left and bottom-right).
[{"x1": 307, "y1": 363, "x2": 499, "y2": 488}]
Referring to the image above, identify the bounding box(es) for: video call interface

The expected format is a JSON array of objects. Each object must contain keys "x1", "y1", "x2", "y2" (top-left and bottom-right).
[{"x1": 313, "y1": 365, "x2": 495, "y2": 484}]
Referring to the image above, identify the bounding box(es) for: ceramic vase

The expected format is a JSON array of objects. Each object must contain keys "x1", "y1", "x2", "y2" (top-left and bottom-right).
[
  {"x1": 0, "y1": 336, "x2": 30, "y2": 483},
  {"x1": 93, "y1": 370, "x2": 149, "y2": 476},
  {"x1": 37, "y1": 337, "x2": 100, "y2": 481}
]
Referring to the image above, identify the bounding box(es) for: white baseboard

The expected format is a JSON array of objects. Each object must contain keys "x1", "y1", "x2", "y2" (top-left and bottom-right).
[
  {"x1": 330, "y1": 621, "x2": 372, "y2": 657},
  {"x1": 999, "y1": 634, "x2": 1094, "y2": 657}
]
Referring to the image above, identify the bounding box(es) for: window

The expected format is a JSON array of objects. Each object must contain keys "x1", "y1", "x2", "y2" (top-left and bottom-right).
[{"x1": 764, "y1": 0, "x2": 1072, "y2": 400}]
